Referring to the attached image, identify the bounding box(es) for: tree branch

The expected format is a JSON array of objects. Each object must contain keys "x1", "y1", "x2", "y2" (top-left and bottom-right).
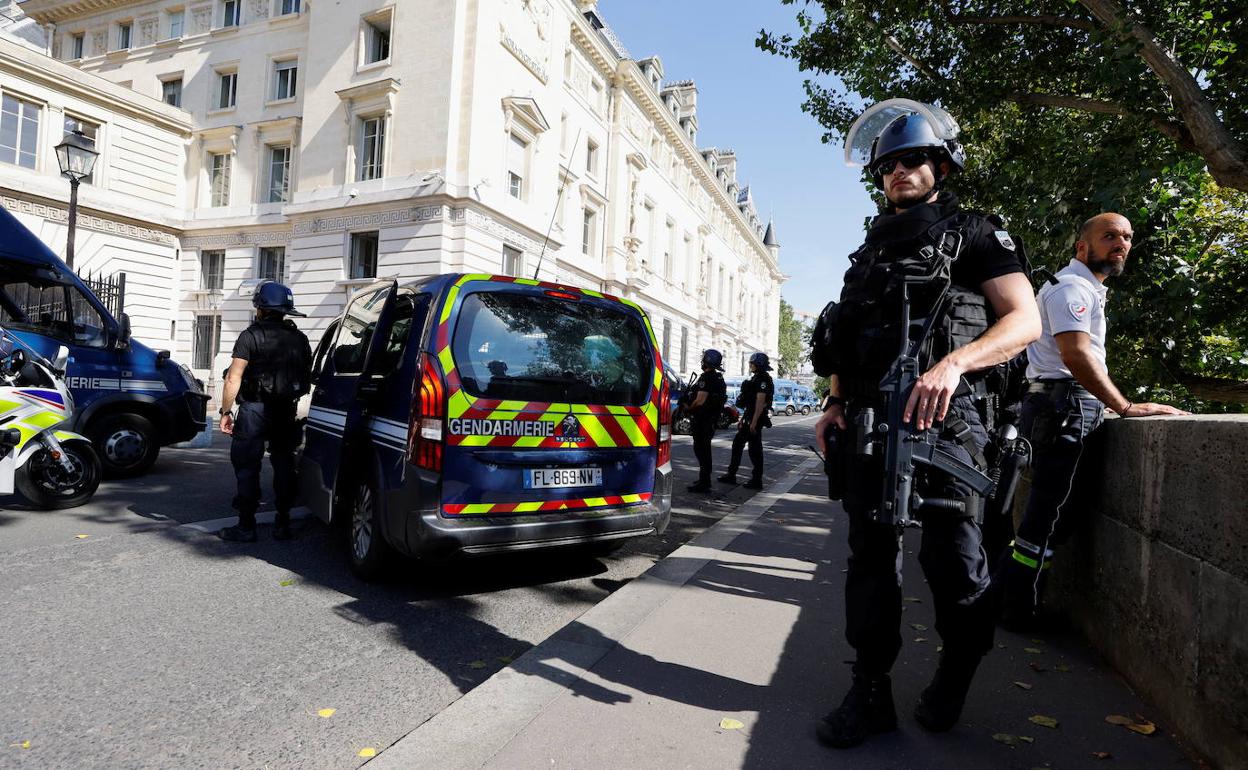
[
  {"x1": 945, "y1": 13, "x2": 1096, "y2": 32},
  {"x1": 1079, "y1": 0, "x2": 1248, "y2": 191},
  {"x1": 1006, "y1": 92, "x2": 1199, "y2": 152},
  {"x1": 862, "y1": 17, "x2": 946, "y2": 83}
]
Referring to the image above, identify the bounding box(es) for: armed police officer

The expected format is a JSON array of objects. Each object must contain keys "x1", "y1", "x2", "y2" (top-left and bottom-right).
[
  {"x1": 685, "y1": 349, "x2": 728, "y2": 493},
  {"x1": 811, "y1": 100, "x2": 1042, "y2": 747},
  {"x1": 718, "y1": 352, "x2": 774, "y2": 490},
  {"x1": 996, "y1": 212, "x2": 1187, "y2": 630},
  {"x1": 218, "y1": 282, "x2": 313, "y2": 543}
]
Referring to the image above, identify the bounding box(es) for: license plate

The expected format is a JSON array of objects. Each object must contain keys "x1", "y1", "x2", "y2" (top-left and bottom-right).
[{"x1": 526, "y1": 467, "x2": 602, "y2": 489}]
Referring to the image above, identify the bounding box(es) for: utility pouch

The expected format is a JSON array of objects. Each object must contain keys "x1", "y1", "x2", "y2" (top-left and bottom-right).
[{"x1": 1027, "y1": 405, "x2": 1065, "y2": 451}]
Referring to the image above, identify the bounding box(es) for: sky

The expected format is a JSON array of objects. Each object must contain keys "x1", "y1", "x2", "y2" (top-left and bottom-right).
[{"x1": 599, "y1": 0, "x2": 876, "y2": 317}]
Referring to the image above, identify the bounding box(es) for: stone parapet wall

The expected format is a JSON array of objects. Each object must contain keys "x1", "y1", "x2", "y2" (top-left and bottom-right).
[{"x1": 1032, "y1": 415, "x2": 1248, "y2": 769}]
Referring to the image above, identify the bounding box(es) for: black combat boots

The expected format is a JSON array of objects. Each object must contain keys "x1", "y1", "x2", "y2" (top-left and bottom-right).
[
  {"x1": 816, "y1": 671, "x2": 897, "y2": 748},
  {"x1": 913, "y1": 651, "x2": 983, "y2": 732}
]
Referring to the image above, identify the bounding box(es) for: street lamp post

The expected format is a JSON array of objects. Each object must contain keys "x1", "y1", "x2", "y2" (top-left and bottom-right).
[{"x1": 54, "y1": 130, "x2": 100, "y2": 271}]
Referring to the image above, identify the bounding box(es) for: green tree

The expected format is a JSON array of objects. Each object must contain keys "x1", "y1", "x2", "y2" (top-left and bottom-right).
[
  {"x1": 777, "y1": 298, "x2": 805, "y2": 377},
  {"x1": 758, "y1": 0, "x2": 1247, "y2": 406}
]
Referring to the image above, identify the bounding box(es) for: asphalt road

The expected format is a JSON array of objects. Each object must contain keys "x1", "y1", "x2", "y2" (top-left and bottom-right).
[{"x1": 0, "y1": 413, "x2": 822, "y2": 769}]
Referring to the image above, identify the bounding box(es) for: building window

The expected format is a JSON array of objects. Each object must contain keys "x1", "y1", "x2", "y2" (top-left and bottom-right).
[
  {"x1": 192, "y1": 315, "x2": 221, "y2": 369},
  {"x1": 501, "y1": 245, "x2": 523, "y2": 277},
  {"x1": 358, "y1": 116, "x2": 385, "y2": 181},
  {"x1": 222, "y1": 0, "x2": 240, "y2": 27},
  {"x1": 581, "y1": 207, "x2": 597, "y2": 256},
  {"x1": 258, "y1": 246, "x2": 286, "y2": 281},
  {"x1": 168, "y1": 10, "x2": 185, "y2": 39},
  {"x1": 662, "y1": 319, "x2": 671, "y2": 363},
  {"x1": 267, "y1": 145, "x2": 291, "y2": 202},
  {"x1": 117, "y1": 22, "x2": 132, "y2": 50},
  {"x1": 680, "y1": 326, "x2": 688, "y2": 372},
  {"x1": 585, "y1": 137, "x2": 599, "y2": 176},
  {"x1": 349, "y1": 232, "x2": 379, "y2": 279},
  {"x1": 63, "y1": 115, "x2": 99, "y2": 184},
  {"x1": 363, "y1": 13, "x2": 391, "y2": 65},
  {"x1": 506, "y1": 132, "x2": 527, "y2": 200},
  {"x1": 216, "y1": 71, "x2": 237, "y2": 109},
  {"x1": 162, "y1": 78, "x2": 183, "y2": 107},
  {"x1": 209, "y1": 153, "x2": 231, "y2": 207},
  {"x1": 272, "y1": 60, "x2": 297, "y2": 101},
  {"x1": 280, "y1": 0, "x2": 301, "y2": 15},
  {"x1": 664, "y1": 220, "x2": 675, "y2": 280},
  {"x1": 1, "y1": 94, "x2": 40, "y2": 170},
  {"x1": 71, "y1": 34, "x2": 85, "y2": 59},
  {"x1": 200, "y1": 250, "x2": 224, "y2": 290}
]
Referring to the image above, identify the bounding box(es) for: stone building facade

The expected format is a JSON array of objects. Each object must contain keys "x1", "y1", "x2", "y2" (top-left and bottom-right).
[{"x1": 13, "y1": 0, "x2": 783, "y2": 397}]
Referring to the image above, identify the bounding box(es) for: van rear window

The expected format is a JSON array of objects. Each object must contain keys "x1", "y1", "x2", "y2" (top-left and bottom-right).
[{"x1": 451, "y1": 291, "x2": 653, "y2": 406}]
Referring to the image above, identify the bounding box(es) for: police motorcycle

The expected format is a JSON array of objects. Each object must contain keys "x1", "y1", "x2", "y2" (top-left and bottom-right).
[{"x1": 0, "y1": 328, "x2": 102, "y2": 509}]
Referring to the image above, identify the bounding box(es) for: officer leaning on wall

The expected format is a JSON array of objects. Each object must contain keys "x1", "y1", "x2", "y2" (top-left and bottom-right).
[
  {"x1": 811, "y1": 101, "x2": 1041, "y2": 748},
  {"x1": 995, "y1": 212, "x2": 1189, "y2": 630},
  {"x1": 217, "y1": 282, "x2": 313, "y2": 543},
  {"x1": 719, "y1": 352, "x2": 774, "y2": 490},
  {"x1": 685, "y1": 349, "x2": 728, "y2": 494}
]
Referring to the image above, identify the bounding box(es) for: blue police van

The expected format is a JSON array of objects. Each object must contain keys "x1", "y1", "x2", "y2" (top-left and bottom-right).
[
  {"x1": 299, "y1": 274, "x2": 674, "y2": 578},
  {"x1": 0, "y1": 208, "x2": 207, "y2": 476}
]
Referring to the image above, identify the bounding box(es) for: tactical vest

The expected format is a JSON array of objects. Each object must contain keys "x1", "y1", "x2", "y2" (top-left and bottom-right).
[
  {"x1": 811, "y1": 213, "x2": 995, "y2": 397},
  {"x1": 239, "y1": 320, "x2": 312, "y2": 402}
]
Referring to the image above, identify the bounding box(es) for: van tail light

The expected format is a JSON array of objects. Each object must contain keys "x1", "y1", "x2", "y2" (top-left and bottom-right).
[
  {"x1": 656, "y1": 376, "x2": 672, "y2": 467},
  {"x1": 408, "y1": 354, "x2": 445, "y2": 471}
]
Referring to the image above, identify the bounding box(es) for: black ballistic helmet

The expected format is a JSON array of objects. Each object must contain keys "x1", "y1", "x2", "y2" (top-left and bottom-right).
[
  {"x1": 253, "y1": 281, "x2": 306, "y2": 318},
  {"x1": 749, "y1": 352, "x2": 772, "y2": 371},
  {"x1": 701, "y1": 349, "x2": 724, "y2": 370},
  {"x1": 869, "y1": 112, "x2": 966, "y2": 190}
]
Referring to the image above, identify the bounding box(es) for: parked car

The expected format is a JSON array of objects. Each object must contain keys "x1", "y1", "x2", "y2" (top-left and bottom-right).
[
  {"x1": 0, "y1": 208, "x2": 208, "y2": 477},
  {"x1": 299, "y1": 274, "x2": 675, "y2": 578}
]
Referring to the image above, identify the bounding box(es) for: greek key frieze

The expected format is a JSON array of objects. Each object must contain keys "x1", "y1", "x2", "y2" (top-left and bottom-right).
[
  {"x1": 0, "y1": 195, "x2": 176, "y2": 246},
  {"x1": 180, "y1": 230, "x2": 292, "y2": 248}
]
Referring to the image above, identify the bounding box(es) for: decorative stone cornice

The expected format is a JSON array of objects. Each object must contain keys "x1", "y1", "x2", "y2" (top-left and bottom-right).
[
  {"x1": 22, "y1": 0, "x2": 153, "y2": 25},
  {"x1": 1, "y1": 193, "x2": 177, "y2": 246}
]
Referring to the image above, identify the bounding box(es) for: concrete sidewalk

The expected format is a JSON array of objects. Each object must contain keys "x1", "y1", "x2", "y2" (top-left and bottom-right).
[{"x1": 370, "y1": 462, "x2": 1199, "y2": 769}]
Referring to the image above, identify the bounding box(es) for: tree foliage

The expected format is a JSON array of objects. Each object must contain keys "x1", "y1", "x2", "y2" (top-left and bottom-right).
[
  {"x1": 758, "y1": 0, "x2": 1248, "y2": 407},
  {"x1": 776, "y1": 299, "x2": 805, "y2": 378}
]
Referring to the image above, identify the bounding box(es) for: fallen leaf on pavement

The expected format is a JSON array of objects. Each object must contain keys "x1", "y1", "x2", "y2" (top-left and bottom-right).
[
  {"x1": 1106, "y1": 714, "x2": 1157, "y2": 735},
  {"x1": 1055, "y1": 664, "x2": 1071, "y2": 673},
  {"x1": 358, "y1": 748, "x2": 377, "y2": 758},
  {"x1": 910, "y1": 623, "x2": 928, "y2": 631},
  {"x1": 75, "y1": 534, "x2": 89, "y2": 539},
  {"x1": 1029, "y1": 715, "x2": 1059, "y2": 729},
  {"x1": 1031, "y1": 638, "x2": 1044, "y2": 643},
  {"x1": 1013, "y1": 681, "x2": 1033, "y2": 690},
  {"x1": 1105, "y1": 715, "x2": 1134, "y2": 726},
  {"x1": 719, "y1": 718, "x2": 745, "y2": 730},
  {"x1": 1024, "y1": 647, "x2": 1044, "y2": 654},
  {"x1": 1019, "y1": 736, "x2": 1035, "y2": 743},
  {"x1": 279, "y1": 579, "x2": 295, "y2": 587},
  {"x1": 497, "y1": 656, "x2": 514, "y2": 664},
  {"x1": 914, "y1": 637, "x2": 927, "y2": 643},
  {"x1": 937, "y1": 645, "x2": 944, "y2": 652},
  {"x1": 992, "y1": 733, "x2": 1020, "y2": 747},
  {"x1": 318, "y1": 708, "x2": 336, "y2": 718},
  {"x1": 1092, "y1": 751, "x2": 1113, "y2": 759},
  {"x1": 904, "y1": 597, "x2": 923, "y2": 603},
  {"x1": 468, "y1": 660, "x2": 487, "y2": 669},
  {"x1": 9, "y1": 740, "x2": 31, "y2": 749}
]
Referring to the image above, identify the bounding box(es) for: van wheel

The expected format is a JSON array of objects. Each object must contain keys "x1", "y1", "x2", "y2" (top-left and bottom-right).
[
  {"x1": 347, "y1": 470, "x2": 396, "y2": 580},
  {"x1": 801, "y1": 405, "x2": 812, "y2": 416},
  {"x1": 785, "y1": 405, "x2": 795, "y2": 416},
  {"x1": 91, "y1": 414, "x2": 159, "y2": 478}
]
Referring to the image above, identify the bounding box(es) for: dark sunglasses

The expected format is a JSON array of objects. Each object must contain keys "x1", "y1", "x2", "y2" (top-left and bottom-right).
[{"x1": 872, "y1": 150, "x2": 933, "y2": 176}]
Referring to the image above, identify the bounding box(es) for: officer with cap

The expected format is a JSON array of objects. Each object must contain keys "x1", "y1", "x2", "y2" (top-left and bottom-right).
[
  {"x1": 685, "y1": 349, "x2": 728, "y2": 493},
  {"x1": 218, "y1": 281, "x2": 313, "y2": 542},
  {"x1": 718, "y1": 352, "x2": 774, "y2": 490},
  {"x1": 995, "y1": 212, "x2": 1187, "y2": 630},
  {"x1": 812, "y1": 100, "x2": 1041, "y2": 747}
]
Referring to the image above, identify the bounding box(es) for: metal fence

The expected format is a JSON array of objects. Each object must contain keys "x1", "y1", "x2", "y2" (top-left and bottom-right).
[{"x1": 83, "y1": 271, "x2": 126, "y2": 318}]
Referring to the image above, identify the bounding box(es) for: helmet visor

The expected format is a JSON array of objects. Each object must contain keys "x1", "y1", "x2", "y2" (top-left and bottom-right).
[{"x1": 843, "y1": 98, "x2": 960, "y2": 168}]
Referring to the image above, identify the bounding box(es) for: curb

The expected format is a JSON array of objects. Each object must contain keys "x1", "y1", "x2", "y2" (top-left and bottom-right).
[{"x1": 366, "y1": 456, "x2": 822, "y2": 770}]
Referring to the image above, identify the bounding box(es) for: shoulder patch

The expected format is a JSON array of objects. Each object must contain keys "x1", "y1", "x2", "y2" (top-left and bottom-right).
[
  {"x1": 1068, "y1": 301, "x2": 1089, "y2": 321},
  {"x1": 993, "y1": 230, "x2": 1016, "y2": 252}
]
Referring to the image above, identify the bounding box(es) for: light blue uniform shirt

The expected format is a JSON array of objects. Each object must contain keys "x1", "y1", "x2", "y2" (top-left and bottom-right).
[{"x1": 1025, "y1": 259, "x2": 1109, "y2": 381}]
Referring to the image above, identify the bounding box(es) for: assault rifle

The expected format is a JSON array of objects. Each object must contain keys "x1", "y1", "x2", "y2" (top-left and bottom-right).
[{"x1": 856, "y1": 232, "x2": 997, "y2": 529}]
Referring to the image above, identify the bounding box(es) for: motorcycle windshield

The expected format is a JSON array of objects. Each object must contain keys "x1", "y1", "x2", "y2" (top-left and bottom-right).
[{"x1": 843, "y1": 98, "x2": 960, "y2": 168}]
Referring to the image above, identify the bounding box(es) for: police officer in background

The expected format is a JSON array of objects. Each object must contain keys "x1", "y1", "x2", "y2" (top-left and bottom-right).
[
  {"x1": 812, "y1": 101, "x2": 1041, "y2": 747},
  {"x1": 685, "y1": 349, "x2": 727, "y2": 493},
  {"x1": 718, "y1": 352, "x2": 774, "y2": 490},
  {"x1": 996, "y1": 212, "x2": 1187, "y2": 629},
  {"x1": 218, "y1": 282, "x2": 313, "y2": 543}
]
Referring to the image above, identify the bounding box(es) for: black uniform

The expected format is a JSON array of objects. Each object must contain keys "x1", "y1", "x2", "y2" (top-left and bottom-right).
[
  {"x1": 726, "y1": 371, "x2": 773, "y2": 483},
  {"x1": 830, "y1": 192, "x2": 1024, "y2": 675},
  {"x1": 229, "y1": 318, "x2": 312, "y2": 529},
  {"x1": 687, "y1": 370, "x2": 727, "y2": 486}
]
